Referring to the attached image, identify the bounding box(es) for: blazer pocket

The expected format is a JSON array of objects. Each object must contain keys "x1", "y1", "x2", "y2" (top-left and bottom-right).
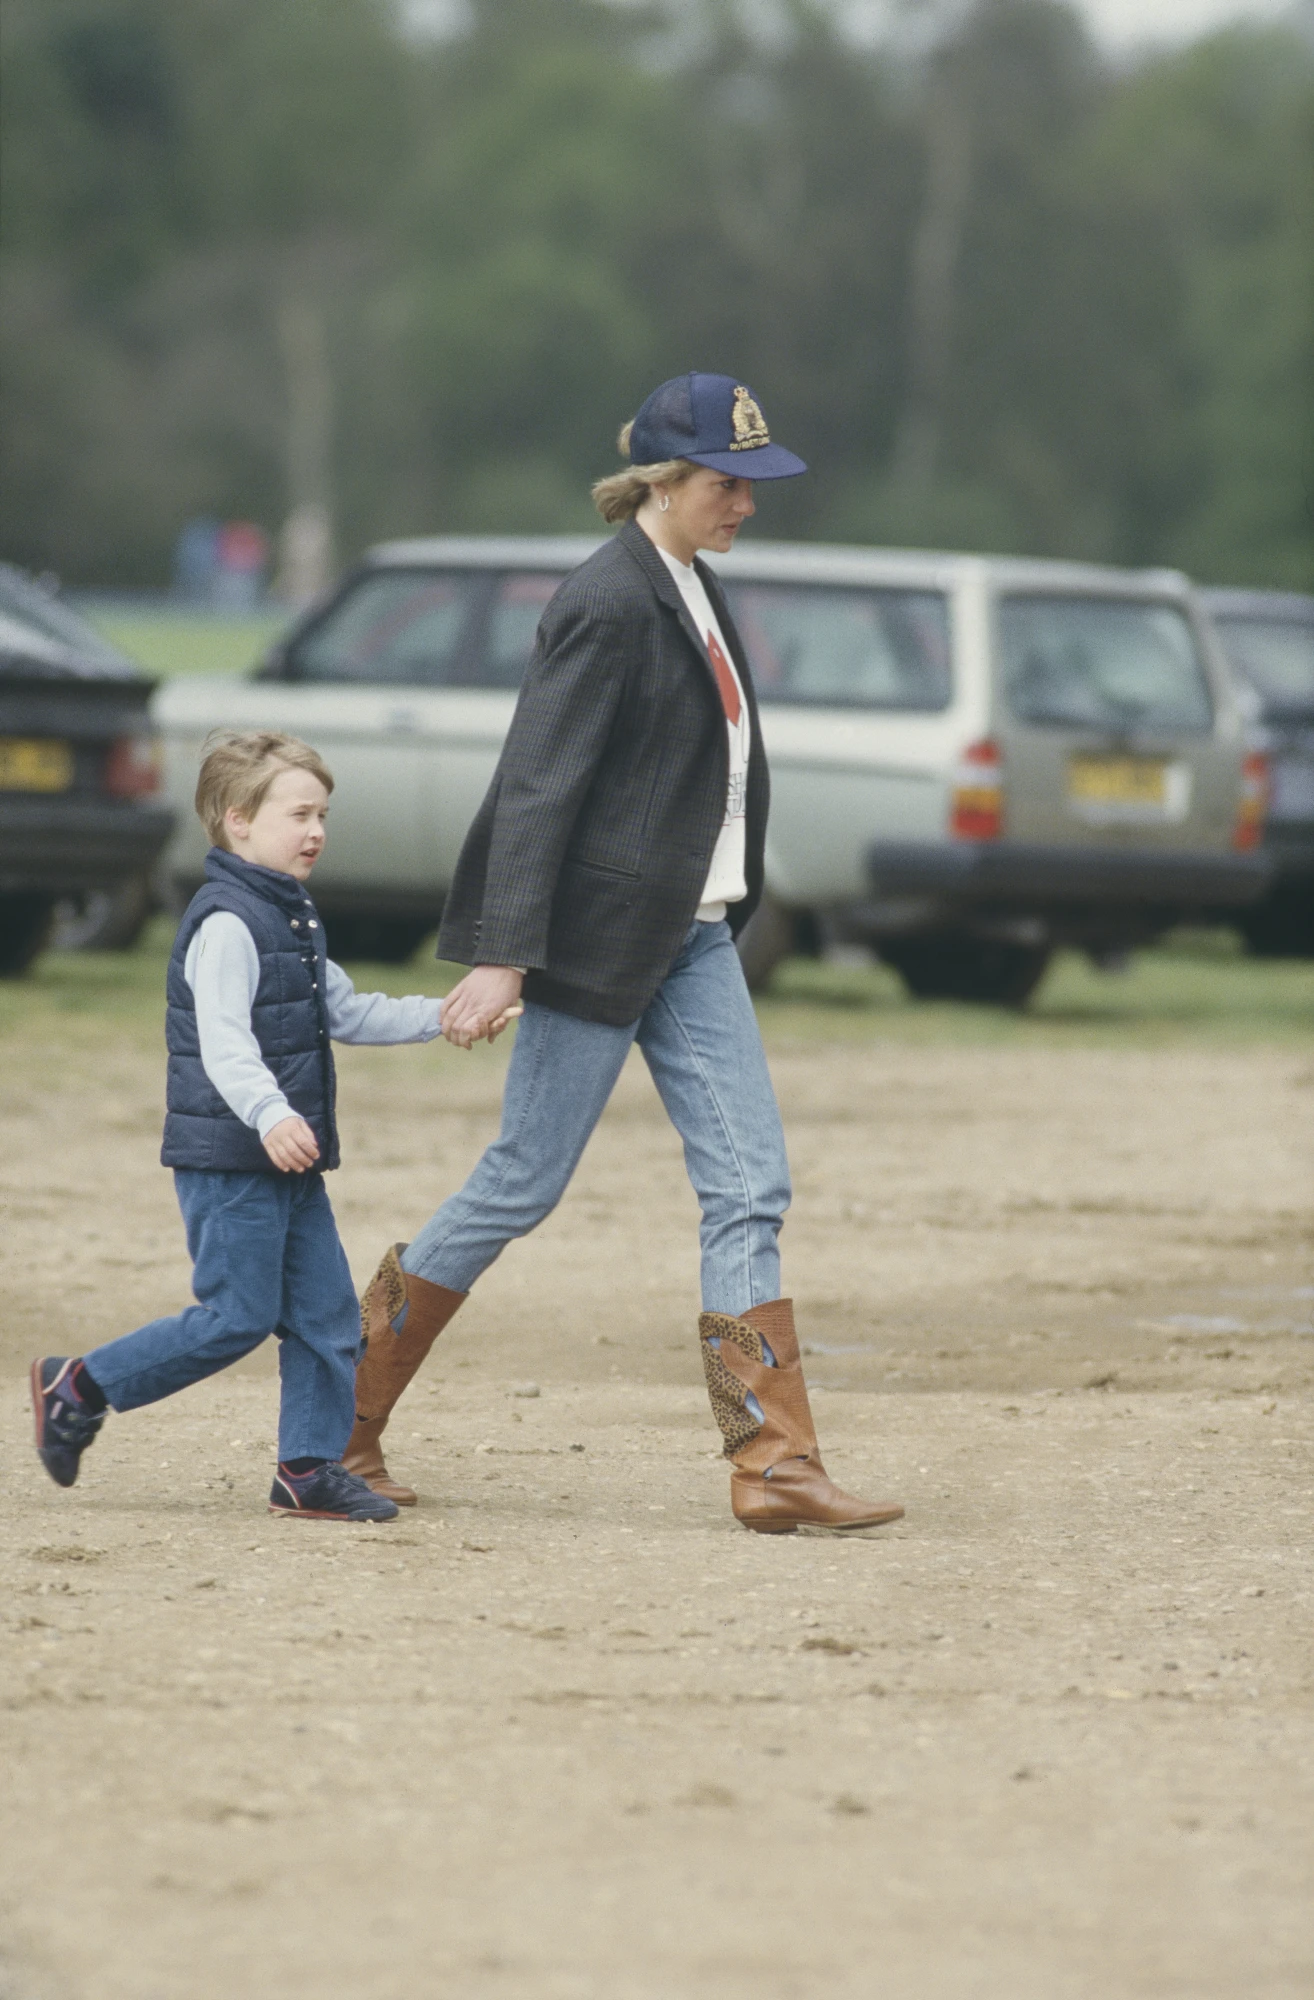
[{"x1": 568, "y1": 856, "x2": 641, "y2": 882}]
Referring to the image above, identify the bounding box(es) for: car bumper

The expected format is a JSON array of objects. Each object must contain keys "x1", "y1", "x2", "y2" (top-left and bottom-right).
[
  {"x1": 1263, "y1": 825, "x2": 1314, "y2": 881},
  {"x1": 865, "y1": 840, "x2": 1272, "y2": 912},
  {"x1": 0, "y1": 798, "x2": 175, "y2": 894}
]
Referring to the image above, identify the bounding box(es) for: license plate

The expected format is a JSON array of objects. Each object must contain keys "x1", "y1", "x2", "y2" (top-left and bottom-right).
[
  {"x1": 0, "y1": 737, "x2": 74, "y2": 792},
  {"x1": 1067, "y1": 755, "x2": 1168, "y2": 808}
]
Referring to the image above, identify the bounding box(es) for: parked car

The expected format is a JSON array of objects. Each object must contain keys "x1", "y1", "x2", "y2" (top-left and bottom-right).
[
  {"x1": 0, "y1": 565, "x2": 174, "y2": 974},
  {"x1": 154, "y1": 537, "x2": 1269, "y2": 1001},
  {"x1": 1198, "y1": 587, "x2": 1314, "y2": 957}
]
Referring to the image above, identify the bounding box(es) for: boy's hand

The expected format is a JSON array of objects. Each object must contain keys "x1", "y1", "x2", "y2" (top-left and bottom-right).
[
  {"x1": 263, "y1": 1115, "x2": 320, "y2": 1172},
  {"x1": 485, "y1": 1003, "x2": 524, "y2": 1044},
  {"x1": 442, "y1": 966, "x2": 524, "y2": 1050}
]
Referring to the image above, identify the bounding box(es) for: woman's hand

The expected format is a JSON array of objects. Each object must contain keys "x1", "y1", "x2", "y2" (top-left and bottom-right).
[
  {"x1": 262, "y1": 1114, "x2": 320, "y2": 1172},
  {"x1": 442, "y1": 966, "x2": 525, "y2": 1049}
]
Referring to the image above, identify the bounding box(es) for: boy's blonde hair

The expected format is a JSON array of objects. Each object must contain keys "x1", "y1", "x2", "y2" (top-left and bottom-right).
[
  {"x1": 195, "y1": 730, "x2": 334, "y2": 849},
  {"x1": 591, "y1": 419, "x2": 699, "y2": 524}
]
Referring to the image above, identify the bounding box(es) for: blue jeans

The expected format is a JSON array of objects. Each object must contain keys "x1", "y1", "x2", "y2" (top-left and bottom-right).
[
  {"x1": 84, "y1": 1169, "x2": 361, "y2": 1462},
  {"x1": 405, "y1": 919, "x2": 791, "y2": 1312}
]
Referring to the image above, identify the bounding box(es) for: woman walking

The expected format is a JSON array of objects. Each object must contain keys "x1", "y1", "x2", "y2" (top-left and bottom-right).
[{"x1": 344, "y1": 371, "x2": 903, "y2": 1533}]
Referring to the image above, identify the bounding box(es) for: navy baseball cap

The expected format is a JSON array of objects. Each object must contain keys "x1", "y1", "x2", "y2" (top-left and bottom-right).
[{"x1": 628, "y1": 373, "x2": 807, "y2": 479}]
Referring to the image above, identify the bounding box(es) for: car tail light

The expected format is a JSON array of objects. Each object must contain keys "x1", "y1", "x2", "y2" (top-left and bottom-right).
[
  {"x1": 104, "y1": 733, "x2": 163, "y2": 799},
  {"x1": 1232, "y1": 750, "x2": 1268, "y2": 851},
  {"x1": 950, "y1": 738, "x2": 1004, "y2": 840}
]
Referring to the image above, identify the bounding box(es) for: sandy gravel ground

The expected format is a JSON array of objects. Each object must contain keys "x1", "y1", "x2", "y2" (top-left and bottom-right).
[{"x1": 3, "y1": 1025, "x2": 1312, "y2": 2000}]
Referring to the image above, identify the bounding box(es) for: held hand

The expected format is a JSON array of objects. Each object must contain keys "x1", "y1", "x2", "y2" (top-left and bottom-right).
[
  {"x1": 485, "y1": 1003, "x2": 524, "y2": 1044},
  {"x1": 441, "y1": 966, "x2": 524, "y2": 1050},
  {"x1": 262, "y1": 1114, "x2": 320, "y2": 1172}
]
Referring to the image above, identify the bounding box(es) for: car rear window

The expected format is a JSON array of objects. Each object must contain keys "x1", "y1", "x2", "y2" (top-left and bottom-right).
[
  {"x1": 474, "y1": 572, "x2": 565, "y2": 688},
  {"x1": 721, "y1": 583, "x2": 952, "y2": 710},
  {"x1": 288, "y1": 570, "x2": 484, "y2": 684},
  {"x1": 1000, "y1": 596, "x2": 1213, "y2": 733},
  {"x1": 1211, "y1": 616, "x2": 1314, "y2": 709}
]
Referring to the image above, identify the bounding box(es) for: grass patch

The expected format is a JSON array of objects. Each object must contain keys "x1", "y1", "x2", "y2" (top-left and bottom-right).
[
  {"x1": 757, "y1": 929, "x2": 1314, "y2": 1047},
  {"x1": 79, "y1": 608, "x2": 289, "y2": 680},
  {"x1": 1, "y1": 921, "x2": 1309, "y2": 1068}
]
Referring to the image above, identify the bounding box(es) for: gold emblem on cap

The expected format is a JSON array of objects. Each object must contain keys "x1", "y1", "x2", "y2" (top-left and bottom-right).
[{"x1": 729, "y1": 385, "x2": 770, "y2": 450}]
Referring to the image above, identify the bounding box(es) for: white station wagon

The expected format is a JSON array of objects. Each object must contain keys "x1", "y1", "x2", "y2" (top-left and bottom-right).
[{"x1": 155, "y1": 537, "x2": 1269, "y2": 1003}]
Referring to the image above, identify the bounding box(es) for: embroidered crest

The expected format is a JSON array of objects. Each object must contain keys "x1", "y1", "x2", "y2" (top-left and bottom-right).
[{"x1": 729, "y1": 385, "x2": 770, "y2": 451}]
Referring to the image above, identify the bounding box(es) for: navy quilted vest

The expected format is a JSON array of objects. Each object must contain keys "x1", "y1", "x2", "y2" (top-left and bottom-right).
[{"x1": 161, "y1": 847, "x2": 339, "y2": 1173}]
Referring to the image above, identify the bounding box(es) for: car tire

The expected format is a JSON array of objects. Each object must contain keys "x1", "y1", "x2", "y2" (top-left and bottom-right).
[
  {"x1": 322, "y1": 913, "x2": 432, "y2": 964},
  {"x1": 880, "y1": 934, "x2": 1052, "y2": 1007},
  {"x1": 50, "y1": 875, "x2": 155, "y2": 953},
  {"x1": 735, "y1": 894, "x2": 796, "y2": 992},
  {"x1": 1238, "y1": 881, "x2": 1314, "y2": 959},
  {"x1": 0, "y1": 894, "x2": 57, "y2": 977}
]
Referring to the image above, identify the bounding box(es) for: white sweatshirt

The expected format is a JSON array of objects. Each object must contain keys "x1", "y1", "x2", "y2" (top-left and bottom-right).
[
  {"x1": 657, "y1": 547, "x2": 751, "y2": 921},
  {"x1": 184, "y1": 911, "x2": 443, "y2": 1140}
]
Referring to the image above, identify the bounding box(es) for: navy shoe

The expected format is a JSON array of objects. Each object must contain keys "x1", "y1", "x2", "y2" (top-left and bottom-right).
[
  {"x1": 31, "y1": 1357, "x2": 106, "y2": 1488},
  {"x1": 269, "y1": 1461, "x2": 399, "y2": 1522}
]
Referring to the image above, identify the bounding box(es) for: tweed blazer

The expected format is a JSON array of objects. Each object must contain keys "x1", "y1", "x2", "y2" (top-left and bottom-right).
[{"x1": 437, "y1": 518, "x2": 769, "y2": 1025}]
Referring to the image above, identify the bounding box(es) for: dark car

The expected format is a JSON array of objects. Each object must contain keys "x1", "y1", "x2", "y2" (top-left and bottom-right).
[
  {"x1": 1200, "y1": 587, "x2": 1314, "y2": 957},
  {"x1": 0, "y1": 566, "x2": 174, "y2": 974}
]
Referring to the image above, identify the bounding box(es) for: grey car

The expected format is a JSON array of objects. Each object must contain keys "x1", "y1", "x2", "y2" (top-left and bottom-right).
[
  {"x1": 156, "y1": 538, "x2": 1271, "y2": 1003},
  {"x1": 1199, "y1": 587, "x2": 1314, "y2": 957}
]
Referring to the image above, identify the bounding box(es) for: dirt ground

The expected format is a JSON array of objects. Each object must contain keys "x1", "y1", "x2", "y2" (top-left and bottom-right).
[{"x1": 3, "y1": 1015, "x2": 1313, "y2": 2000}]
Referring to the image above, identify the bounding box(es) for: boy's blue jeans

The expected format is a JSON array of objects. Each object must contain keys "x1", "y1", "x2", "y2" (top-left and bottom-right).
[
  {"x1": 404, "y1": 919, "x2": 792, "y2": 1312},
  {"x1": 84, "y1": 1169, "x2": 360, "y2": 1462}
]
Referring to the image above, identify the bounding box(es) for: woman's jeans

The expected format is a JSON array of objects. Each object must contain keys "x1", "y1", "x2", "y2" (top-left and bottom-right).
[
  {"x1": 84, "y1": 1169, "x2": 361, "y2": 1461},
  {"x1": 404, "y1": 919, "x2": 792, "y2": 1313}
]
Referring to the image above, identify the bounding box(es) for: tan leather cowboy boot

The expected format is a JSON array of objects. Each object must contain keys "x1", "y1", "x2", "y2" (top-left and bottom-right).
[
  {"x1": 342, "y1": 1244, "x2": 466, "y2": 1505},
  {"x1": 699, "y1": 1298, "x2": 903, "y2": 1533}
]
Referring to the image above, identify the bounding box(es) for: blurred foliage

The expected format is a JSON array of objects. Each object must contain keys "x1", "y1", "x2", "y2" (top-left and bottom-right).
[{"x1": 1, "y1": 0, "x2": 1310, "y2": 587}]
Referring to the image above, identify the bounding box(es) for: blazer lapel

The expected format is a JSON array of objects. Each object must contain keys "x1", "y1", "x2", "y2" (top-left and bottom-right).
[
  {"x1": 617, "y1": 518, "x2": 727, "y2": 703},
  {"x1": 698, "y1": 557, "x2": 767, "y2": 795},
  {"x1": 695, "y1": 558, "x2": 755, "y2": 695}
]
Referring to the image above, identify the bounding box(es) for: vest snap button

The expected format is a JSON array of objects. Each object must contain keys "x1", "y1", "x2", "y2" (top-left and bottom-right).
[
  {"x1": 290, "y1": 919, "x2": 300, "y2": 928},
  {"x1": 308, "y1": 920, "x2": 318, "y2": 929}
]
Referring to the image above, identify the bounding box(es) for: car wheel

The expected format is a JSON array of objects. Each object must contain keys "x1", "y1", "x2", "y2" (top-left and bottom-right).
[
  {"x1": 1238, "y1": 882, "x2": 1314, "y2": 959},
  {"x1": 0, "y1": 894, "x2": 57, "y2": 976},
  {"x1": 322, "y1": 913, "x2": 432, "y2": 964},
  {"x1": 735, "y1": 894, "x2": 796, "y2": 992},
  {"x1": 880, "y1": 935, "x2": 1052, "y2": 1006},
  {"x1": 50, "y1": 875, "x2": 155, "y2": 953}
]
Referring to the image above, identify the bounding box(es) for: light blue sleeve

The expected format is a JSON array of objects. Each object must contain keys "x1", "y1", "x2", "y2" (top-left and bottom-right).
[{"x1": 324, "y1": 959, "x2": 444, "y2": 1045}]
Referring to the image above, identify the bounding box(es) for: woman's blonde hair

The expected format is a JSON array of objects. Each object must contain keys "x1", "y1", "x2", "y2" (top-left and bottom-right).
[
  {"x1": 591, "y1": 420, "x2": 699, "y2": 523},
  {"x1": 195, "y1": 730, "x2": 334, "y2": 848}
]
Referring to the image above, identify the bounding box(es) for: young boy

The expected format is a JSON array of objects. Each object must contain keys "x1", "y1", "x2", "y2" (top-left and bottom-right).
[{"x1": 30, "y1": 730, "x2": 517, "y2": 1522}]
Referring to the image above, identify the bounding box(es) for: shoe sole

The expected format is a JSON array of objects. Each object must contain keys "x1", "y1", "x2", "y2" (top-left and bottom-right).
[
  {"x1": 740, "y1": 1510, "x2": 905, "y2": 1536},
  {"x1": 30, "y1": 1358, "x2": 75, "y2": 1488},
  {"x1": 268, "y1": 1505, "x2": 396, "y2": 1522},
  {"x1": 29, "y1": 1359, "x2": 48, "y2": 1449}
]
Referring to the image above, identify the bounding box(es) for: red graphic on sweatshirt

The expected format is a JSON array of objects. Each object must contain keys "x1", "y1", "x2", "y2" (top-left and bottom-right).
[{"x1": 706, "y1": 631, "x2": 741, "y2": 724}]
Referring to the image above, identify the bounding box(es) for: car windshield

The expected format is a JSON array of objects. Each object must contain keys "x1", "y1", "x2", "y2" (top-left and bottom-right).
[
  {"x1": 0, "y1": 564, "x2": 133, "y2": 670},
  {"x1": 721, "y1": 583, "x2": 952, "y2": 709},
  {"x1": 288, "y1": 570, "x2": 484, "y2": 684},
  {"x1": 1000, "y1": 596, "x2": 1213, "y2": 733},
  {"x1": 1210, "y1": 615, "x2": 1314, "y2": 709}
]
